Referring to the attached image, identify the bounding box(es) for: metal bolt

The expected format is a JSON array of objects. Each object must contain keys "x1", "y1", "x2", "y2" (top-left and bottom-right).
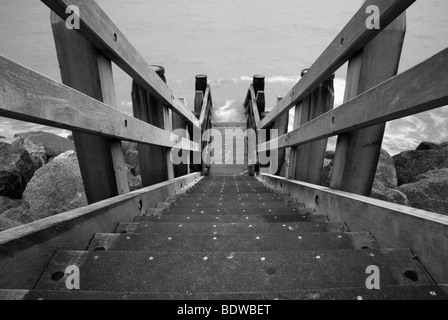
[{"x1": 357, "y1": 296, "x2": 363, "y2": 301}]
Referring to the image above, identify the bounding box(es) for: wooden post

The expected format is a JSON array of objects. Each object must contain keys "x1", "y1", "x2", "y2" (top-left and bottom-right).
[
  {"x1": 131, "y1": 65, "x2": 171, "y2": 186},
  {"x1": 253, "y1": 75, "x2": 266, "y2": 114},
  {"x1": 191, "y1": 75, "x2": 208, "y2": 173},
  {"x1": 288, "y1": 69, "x2": 335, "y2": 183},
  {"x1": 51, "y1": 12, "x2": 129, "y2": 204},
  {"x1": 330, "y1": 14, "x2": 406, "y2": 196},
  {"x1": 172, "y1": 97, "x2": 189, "y2": 177},
  {"x1": 272, "y1": 96, "x2": 289, "y2": 176}
]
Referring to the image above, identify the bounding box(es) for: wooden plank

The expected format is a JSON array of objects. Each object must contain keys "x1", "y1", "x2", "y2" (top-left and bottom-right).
[
  {"x1": 199, "y1": 85, "x2": 211, "y2": 126},
  {"x1": 272, "y1": 97, "x2": 289, "y2": 176},
  {"x1": 258, "y1": 173, "x2": 448, "y2": 284},
  {"x1": 249, "y1": 85, "x2": 261, "y2": 130},
  {"x1": 331, "y1": 14, "x2": 406, "y2": 196},
  {"x1": 163, "y1": 106, "x2": 175, "y2": 180},
  {"x1": 50, "y1": 13, "x2": 128, "y2": 203},
  {"x1": 330, "y1": 53, "x2": 364, "y2": 190},
  {"x1": 0, "y1": 55, "x2": 198, "y2": 152},
  {"x1": 41, "y1": 0, "x2": 200, "y2": 129},
  {"x1": 0, "y1": 173, "x2": 201, "y2": 289},
  {"x1": 172, "y1": 99, "x2": 189, "y2": 178},
  {"x1": 97, "y1": 53, "x2": 129, "y2": 195},
  {"x1": 258, "y1": 0, "x2": 415, "y2": 129},
  {"x1": 258, "y1": 48, "x2": 448, "y2": 152},
  {"x1": 291, "y1": 75, "x2": 335, "y2": 184}
]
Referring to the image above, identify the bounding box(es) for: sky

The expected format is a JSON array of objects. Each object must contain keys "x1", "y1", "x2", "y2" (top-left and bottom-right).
[{"x1": 1, "y1": 0, "x2": 448, "y2": 155}]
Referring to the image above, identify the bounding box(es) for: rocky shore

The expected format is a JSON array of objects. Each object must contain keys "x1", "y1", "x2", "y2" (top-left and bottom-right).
[
  {"x1": 0, "y1": 131, "x2": 447, "y2": 232},
  {"x1": 0, "y1": 132, "x2": 142, "y2": 231}
]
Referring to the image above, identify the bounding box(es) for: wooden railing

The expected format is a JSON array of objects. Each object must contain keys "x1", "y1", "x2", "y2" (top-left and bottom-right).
[
  {"x1": 0, "y1": 0, "x2": 202, "y2": 205},
  {"x1": 193, "y1": 75, "x2": 214, "y2": 175},
  {"x1": 246, "y1": 0, "x2": 448, "y2": 283}
]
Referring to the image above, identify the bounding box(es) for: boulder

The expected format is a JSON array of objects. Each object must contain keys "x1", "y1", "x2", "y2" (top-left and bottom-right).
[
  {"x1": 0, "y1": 216, "x2": 21, "y2": 232},
  {"x1": 124, "y1": 150, "x2": 140, "y2": 176},
  {"x1": 393, "y1": 142, "x2": 448, "y2": 186},
  {"x1": 0, "y1": 142, "x2": 35, "y2": 199},
  {"x1": 370, "y1": 181, "x2": 409, "y2": 206},
  {"x1": 374, "y1": 149, "x2": 398, "y2": 189},
  {"x1": 320, "y1": 151, "x2": 335, "y2": 187},
  {"x1": 415, "y1": 141, "x2": 442, "y2": 151},
  {"x1": 122, "y1": 141, "x2": 138, "y2": 155},
  {"x1": 18, "y1": 151, "x2": 87, "y2": 221},
  {"x1": 127, "y1": 166, "x2": 142, "y2": 192},
  {"x1": 0, "y1": 196, "x2": 21, "y2": 214},
  {"x1": 398, "y1": 168, "x2": 448, "y2": 215},
  {"x1": 13, "y1": 131, "x2": 75, "y2": 168}
]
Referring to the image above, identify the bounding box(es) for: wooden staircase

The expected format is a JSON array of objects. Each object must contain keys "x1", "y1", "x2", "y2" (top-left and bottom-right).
[{"x1": 3, "y1": 175, "x2": 445, "y2": 300}]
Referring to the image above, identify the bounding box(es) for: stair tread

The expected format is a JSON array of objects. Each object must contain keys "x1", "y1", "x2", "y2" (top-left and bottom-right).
[
  {"x1": 88, "y1": 232, "x2": 378, "y2": 252},
  {"x1": 115, "y1": 221, "x2": 348, "y2": 234},
  {"x1": 5, "y1": 285, "x2": 447, "y2": 300},
  {"x1": 35, "y1": 249, "x2": 432, "y2": 293},
  {"x1": 134, "y1": 214, "x2": 326, "y2": 223},
  {"x1": 158, "y1": 208, "x2": 309, "y2": 215},
  {"x1": 170, "y1": 202, "x2": 304, "y2": 209}
]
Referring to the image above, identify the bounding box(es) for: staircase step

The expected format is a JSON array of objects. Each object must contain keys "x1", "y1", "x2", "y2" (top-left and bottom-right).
[
  {"x1": 88, "y1": 232, "x2": 378, "y2": 252},
  {"x1": 134, "y1": 214, "x2": 326, "y2": 223},
  {"x1": 175, "y1": 192, "x2": 285, "y2": 201},
  {"x1": 159, "y1": 207, "x2": 309, "y2": 215},
  {"x1": 115, "y1": 221, "x2": 348, "y2": 234},
  {"x1": 6, "y1": 285, "x2": 448, "y2": 300},
  {"x1": 170, "y1": 201, "x2": 301, "y2": 209},
  {"x1": 172, "y1": 195, "x2": 286, "y2": 202},
  {"x1": 35, "y1": 249, "x2": 432, "y2": 293}
]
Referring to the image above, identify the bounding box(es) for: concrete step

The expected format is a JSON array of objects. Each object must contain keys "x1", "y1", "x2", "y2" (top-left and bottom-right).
[
  {"x1": 115, "y1": 221, "x2": 348, "y2": 234},
  {"x1": 178, "y1": 194, "x2": 285, "y2": 200},
  {"x1": 157, "y1": 207, "x2": 310, "y2": 216},
  {"x1": 170, "y1": 201, "x2": 302, "y2": 209},
  {"x1": 35, "y1": 249, "x2": 432, "y2": 293},
  {"x1": 134, "y1": 213, "x2": 326, "y2": 223},
  {"x1": 5, "y1": 285, "x2": 447, "y2": 300},
  {"x1": 88, "y1": 232, "x2": 378, "y2": 252}
]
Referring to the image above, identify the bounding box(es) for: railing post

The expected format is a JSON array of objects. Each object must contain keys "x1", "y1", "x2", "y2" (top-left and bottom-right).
[
  {"x1": 271, "y1": 96, "x2": 289, "y2": 176},
  {"x1": 330, "y1": 14, "x2": 406, "y2": 195},
  {"x1": 288, "y1": 69, "x2": 335, "y2": 183},
  {"x1": 51, "y1": 12, "x2": 129, "y2": 204},
  {"x1": 131, "y1": 66, "x2": 170, "y2": 186},
  {"x1": 172, "y1": 97, "x2": 189, "y2": 177},
  {"x1": 192, "y1": 75, "x2": 208, "y2": 173}
]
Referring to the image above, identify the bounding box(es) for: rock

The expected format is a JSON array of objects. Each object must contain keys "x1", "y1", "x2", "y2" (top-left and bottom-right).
[
  {"x1": 0, "y1": 216, "x2": 21, "y2": 232},
  {"x1": 18, "y1": 151, "x2": 87, "y2": 221},
  {"x1": 393, "y1": 146, "x2": 448, "y2": 185},
  {"x1": 67, "y1": 134, "x2": 74, "y2": 141},
  {"x1": 127, "y1": 166, "x2": 142, "y2": 192},
  {"x1": 374, "y1": 149, "x2": 398, "y2": 189},
  {"x1": 0, "y1": 196, "x2": 21, "y2": 214},
  {"x1": 325, "y1": 150, "x2": 335, "y2": 160},
  {"x1": 370, "y1": 181, "x2": 409, "y2": 206},
  {"x1": 416, "y1": 141, "x2": 442, "y2": 151},
  {"x1": 0, "y1": 142, "x2": 35, "y2": 199},
  {"x1": 124, "y1": 150, "x2": 140, "y2": 176},
  {"x1": 440, "y1": 142, "x2": 448, "y2": 148},
  {"x1": 398, "y1": 169, "x2": 448, "y2": 215},
  {"x1": 122, "y1": 141, "x2": 137, "y2": 155},
  {"x1": 13, "y1": 131, "x2": 75, "y2": 168},
  {"x1": 319, "y1": 151, "x2": 335, "y2": 187}
]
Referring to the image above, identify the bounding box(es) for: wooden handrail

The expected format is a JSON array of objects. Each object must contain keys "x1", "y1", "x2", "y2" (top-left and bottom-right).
[
  {"x1": 0, "y1": 56, "x2": 199, "y2": 152},
  {"x1": 258, "y1": 48, "x2": 448, "y2": 152},
  {"x1": 42, "y1": 0, "x2": 200, "y2": 129},
  {"x1": 258, "y1": 0, "x2": 415, "y2": 129}
]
